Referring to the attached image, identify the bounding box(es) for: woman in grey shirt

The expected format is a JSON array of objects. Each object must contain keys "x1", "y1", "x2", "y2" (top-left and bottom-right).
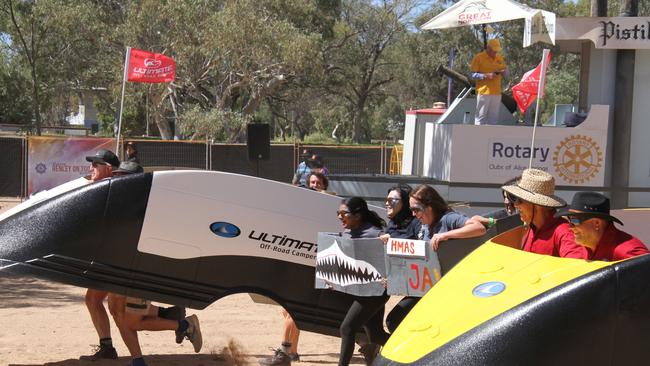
[{"x1": 336, "y1": 197, "x2": 388, "y2": 366}]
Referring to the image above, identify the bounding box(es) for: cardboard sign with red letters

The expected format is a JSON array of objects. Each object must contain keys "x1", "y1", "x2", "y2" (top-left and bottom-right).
[
  {"x1": 386, "y1": 237, "x2": 442, "y2": 297},
  {"x1": 386, "y1": 238, "x2": 427, "y2": 258}
]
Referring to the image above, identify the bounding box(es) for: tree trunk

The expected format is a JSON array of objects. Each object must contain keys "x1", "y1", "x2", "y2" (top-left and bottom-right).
[
  {"x1": 351, "y1": 96, "x2": 368, "y2": 143},
  {"x1": 30, "y1": 65, "x2": 41, "y2": 135},
  {"x1": 154, "y1": 113, "x2": 174, "y2": 140},
  {"x1": 590, "y1": 0, "x2": 607, "y2": 16}
]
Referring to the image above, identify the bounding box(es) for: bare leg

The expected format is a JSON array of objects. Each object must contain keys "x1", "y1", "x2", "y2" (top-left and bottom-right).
[
  {"x1": 108, "y1": 294, "x2": 143, "y2": 358},
  {"x1": 128, "y1": 314, "x2": 178, "y2": 331},
  {"x1": 282, "y1": 309, "x2": 300, "y2": 354},
  {"x1": 85, "y1": 289, "x2": 110, "y2": 339}
]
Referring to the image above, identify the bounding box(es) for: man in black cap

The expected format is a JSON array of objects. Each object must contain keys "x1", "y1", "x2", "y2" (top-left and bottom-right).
[
  {"x1": 81, "y1": 149, "x2": 121, "y2": 360},
  {"x1": 557, "y1": 191, "x2": 649, "y2": 261},
  {"x1": 85, "y1": 149, "x2": 120, "y2": 182}
]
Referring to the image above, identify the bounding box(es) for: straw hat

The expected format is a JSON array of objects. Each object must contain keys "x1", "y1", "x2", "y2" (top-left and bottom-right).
[{"x1": 501, "y1": 169, "x2": 566, "y2": 208}]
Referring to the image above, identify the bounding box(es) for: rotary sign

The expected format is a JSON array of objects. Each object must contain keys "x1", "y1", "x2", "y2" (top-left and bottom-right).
[
  {"x1": 552, "y1": 135, "x2": 603, "y2": 184},
  {"x1": 425, "y1": 105, "x2": 610, "y2": 187}
]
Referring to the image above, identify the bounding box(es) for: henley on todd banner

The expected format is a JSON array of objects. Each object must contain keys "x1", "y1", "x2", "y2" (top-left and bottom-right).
[{"x1": 127, "y1": 48, "x2": 175, "y2": 83}]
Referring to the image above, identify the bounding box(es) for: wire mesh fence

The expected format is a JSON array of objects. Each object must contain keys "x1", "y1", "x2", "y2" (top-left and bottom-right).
[
  {"x1": 0, "y1": 136, "x2": 396, "y2": 197},
  {"x1": 0, "y1": 136, "x2": 25, "y2": 197}
]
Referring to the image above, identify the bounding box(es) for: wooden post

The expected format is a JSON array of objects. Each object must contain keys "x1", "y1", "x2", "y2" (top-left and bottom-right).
[
  {"x1": 579, "y1": 1, "x2": 608, "y2": 112},
  {"x1": 611, "y1": 0, "x2": 637, "y2": 208}
]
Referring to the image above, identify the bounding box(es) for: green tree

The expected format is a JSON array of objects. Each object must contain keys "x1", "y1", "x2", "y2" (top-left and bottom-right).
[
  {"x1": 324, "y1": 0, "x2": 419, "y2": 143},
  {"x1": 0, "y1": 49, "x2": 31, "y2": 124},
  {"x1": 0, "y1": 0, "x2": 114, "y2": 134}
]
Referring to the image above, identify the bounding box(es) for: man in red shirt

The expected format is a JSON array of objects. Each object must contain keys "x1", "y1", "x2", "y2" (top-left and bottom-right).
[
  {"x1": 502, "y1": 169, "x2": 588, "y2": 259},
  {"x1": 556, "y1": 191, "x2": 649, "y2": 261}
]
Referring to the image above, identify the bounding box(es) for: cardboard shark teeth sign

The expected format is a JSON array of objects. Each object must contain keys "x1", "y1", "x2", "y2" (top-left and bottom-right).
[
  {"x1": 315, "y1": 233, "x2": 442, "y2": 297},
  {"x1": 315, "y1": 233, "x2": 386, "y2": 296}
]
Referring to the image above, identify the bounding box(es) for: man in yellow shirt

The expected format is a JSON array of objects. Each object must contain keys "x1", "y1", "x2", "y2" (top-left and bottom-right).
[{"x1": 471, "y1": 39, "x2": 507, "y2": 125}]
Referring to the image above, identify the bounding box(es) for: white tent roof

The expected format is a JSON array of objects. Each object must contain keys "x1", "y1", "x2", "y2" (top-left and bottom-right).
[{"x1": 421, "y1": 0, "x2": 555, "y2": 47}]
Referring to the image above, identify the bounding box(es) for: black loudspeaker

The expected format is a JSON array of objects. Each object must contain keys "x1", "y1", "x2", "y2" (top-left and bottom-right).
[{"x1": 247, "y1": 123, "x2": 270, "y2": 160}]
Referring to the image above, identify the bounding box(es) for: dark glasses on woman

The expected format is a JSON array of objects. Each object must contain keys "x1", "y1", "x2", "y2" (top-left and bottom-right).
[
  {"x1": 409, "y1": 202, "x2": 425, "y2": 213},
  {"x1": 505, "y1": 192, "x2": 522, "y2": 204},
  {"x1": 385, "y1": 197, "x2": 400, "y2": 207},
  {"x1": 336, "y1": 210, "x2": 351, "y2": 217}
]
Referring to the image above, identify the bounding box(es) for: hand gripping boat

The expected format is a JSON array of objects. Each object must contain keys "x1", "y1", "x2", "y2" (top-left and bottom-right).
[{"x1": 375, "y1": 210, "x2": 650, "y2": 366}]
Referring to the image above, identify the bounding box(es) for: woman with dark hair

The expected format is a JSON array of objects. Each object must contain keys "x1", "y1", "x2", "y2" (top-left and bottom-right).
[
  {"x1": 338, "y1": 197, "x2": 385, "y2": 239},
  {"x1": 409, "y1": 184, "x2": 485, "y2": 251},
  {"x1": 376, "y1": 184, "x2": 421, "y2": 333},
  {"x1": 381, "y1": 184, "x2": 421, "y2": 241},
  {"x1": 336, "y1": 197, "x2": 389, "y2": 366},
  {"x1": 385, "y1": 184, "x2": 486, "y2": 333}
]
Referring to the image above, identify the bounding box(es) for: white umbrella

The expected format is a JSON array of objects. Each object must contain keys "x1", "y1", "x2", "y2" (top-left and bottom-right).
[{"x1": 421, "y1": 0, "x2": 555, "y2": 47}]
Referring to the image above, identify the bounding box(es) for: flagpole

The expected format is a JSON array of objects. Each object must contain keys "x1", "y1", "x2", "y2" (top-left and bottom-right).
[
  {"x1": 528, "y1": 48, "x2": 550, "y2": 169},
  {"x1": 116, "y1": 47, "x2": 131, "y2": 155}
]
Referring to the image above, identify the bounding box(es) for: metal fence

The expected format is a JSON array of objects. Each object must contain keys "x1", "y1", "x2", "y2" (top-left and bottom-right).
[
  {"x1": 0, "y1": 136, "x2": 395, "y2": 197},
  {"x1": 0, "y1": 136, "x2": 26, "y2": 197}
]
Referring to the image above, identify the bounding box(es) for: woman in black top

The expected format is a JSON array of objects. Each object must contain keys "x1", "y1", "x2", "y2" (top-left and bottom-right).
[
  {"x1": 379, "y1": 184, "x2": 422, "y2": 333},
  {"x1": 336, "y1": 197, "x2": 389, "y2": 366}
]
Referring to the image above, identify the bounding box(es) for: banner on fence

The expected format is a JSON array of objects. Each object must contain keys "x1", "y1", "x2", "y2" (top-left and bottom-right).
[
  {"x1": 28, "y1": 137, "x2": 115, "y2": 195},
  {"x1": 315, "y1": 233, "x2": 442, "y2": 297}
]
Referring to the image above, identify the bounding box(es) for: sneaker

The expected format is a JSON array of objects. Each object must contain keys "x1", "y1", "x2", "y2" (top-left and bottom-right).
[
  {"x1": 359, "y1": 343, "x2": 380, "y2": 366},
  {"x1": 79, "y1": 345, "x2": 118, "y2": 361},
  {"x1": 160, "y1": 306, "x2": 186, "y2": 321},
  {"x1": 289, "y1": 353, "x2": 300, "y2": 362},
  {"x1": 175, "y1": 320, "x2": 185, "y2": 344},
  {"x1": 184, "y1": 314, "x2": 203, "y2": 353},
  {"x1": 129, "y1": 357, "x2": 148, "y2": 366},
  {"x1": 260, "y1": 348, "x2": 291, "y2": 366}
]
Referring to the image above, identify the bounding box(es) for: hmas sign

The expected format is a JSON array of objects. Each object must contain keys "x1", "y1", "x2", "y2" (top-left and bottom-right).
[{"x1": 556, "y1": 17, "x2": 650, "y2": 49}]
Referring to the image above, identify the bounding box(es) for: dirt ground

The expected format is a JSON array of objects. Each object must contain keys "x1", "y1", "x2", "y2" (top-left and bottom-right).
[{"x1": 0, "y1": 198, "x2": 395, "y2": 366}]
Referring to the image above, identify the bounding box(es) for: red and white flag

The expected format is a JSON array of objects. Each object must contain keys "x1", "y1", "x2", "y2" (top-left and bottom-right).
[
  {"x1": 126, "y1": 48, "x2": 175, "y2": 83},
  {"x1": 511, "y1": 52, "x2": 551, "y2": 113}
]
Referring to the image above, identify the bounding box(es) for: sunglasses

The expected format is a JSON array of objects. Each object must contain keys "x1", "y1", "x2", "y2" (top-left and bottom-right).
[
  {"x1": 564, "y1": 216, "x2": 591, "y2": 227},
  {"x1": 409, "y1": 202, "x2": 425, "y2": 213},
  {"x1": 505, "y1": 192, "x2": 522, "y2": 204},
  {"x1": 336, "y1": 210, "x2": 351, "y2": 217},
  {"x1": 385, "y1": 197, "x2": 400, "y2": 206}
]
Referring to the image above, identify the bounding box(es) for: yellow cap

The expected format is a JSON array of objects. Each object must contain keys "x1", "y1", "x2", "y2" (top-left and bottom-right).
[{"x1": 487, "y1": 39, "x2": 502, "y2": 52}]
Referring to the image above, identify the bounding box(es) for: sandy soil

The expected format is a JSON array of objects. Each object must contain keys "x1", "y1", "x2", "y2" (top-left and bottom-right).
[
  {"x1": 0, "y1": 198, "x2": 393, "y2": 366},
  {"x1": 0, "y1": 275, "x2": 363, "y2": 366}
]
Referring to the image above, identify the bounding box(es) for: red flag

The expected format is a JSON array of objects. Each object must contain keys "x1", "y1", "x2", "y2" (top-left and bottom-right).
[
  {"x1": 511, "y1": 52, "x2": 551, "y2": 113},
  {"x1": 127, "y1": 48, "x2": 175, "y2": 83}
]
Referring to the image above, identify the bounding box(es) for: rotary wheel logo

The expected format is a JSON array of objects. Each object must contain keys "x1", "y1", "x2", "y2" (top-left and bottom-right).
[
  {"x1": 553, "y1": 135, "x2": 603, "y2": 184},
  {"x1": 35, "y1": 163, "x2": 47, "y2": 174}
]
